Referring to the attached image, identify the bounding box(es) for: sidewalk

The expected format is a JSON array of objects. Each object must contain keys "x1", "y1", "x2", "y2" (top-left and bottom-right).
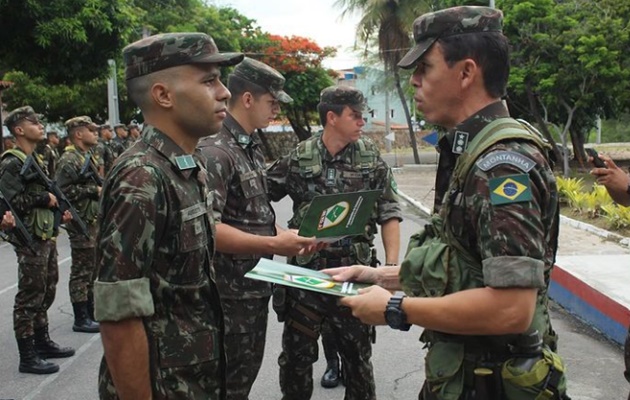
[{"x1": 395, "y1": 164, "x2": 630, "y2": 345}]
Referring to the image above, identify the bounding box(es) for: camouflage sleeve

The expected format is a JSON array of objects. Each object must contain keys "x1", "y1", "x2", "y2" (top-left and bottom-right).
[
  {"x1": 0, "y1": 157, "x2": 49, "y2": 213},
  {"x1": 93, "y1": 144, "x2": 105, "y2": 168},
  {"x1": 374, "y1": 158, "x2": 403, "y2": 225},
  {"x1": 94, "y1": 163, "x2": 166, "y2": 322},
  {"x1": 467, "y1": 158, "x2": 549, "y2": 289},
  {"x1": 201, "y1": 146, "x2": 232, "y2": 223},
  {"x1": 266, "y1": 155, "x2": 291, "y2": 202},
  {"x1": 56, "y1": 154, "x2": 99, "y2": 203}
]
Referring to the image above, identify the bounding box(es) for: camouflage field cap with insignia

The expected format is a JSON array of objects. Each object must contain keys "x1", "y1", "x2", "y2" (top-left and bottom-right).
[
  {"x1": 319, "y1": 85, "x2": 368, "y2": 112},
  {"x1": 398, "y1": 6, "x2": 503, "y2": 69},
  {"x1": 4, "y1": 106, "x2": 42, "y2": 128},
  {"x1": 123, "y1": 32, "x2": 244, "y2": 80},
  {"x1": 65, "y1": 116, "x2": 97, "y2": 130},
  {"x1": 230, "y1": 57, "x2": 293, "y2": 103}
]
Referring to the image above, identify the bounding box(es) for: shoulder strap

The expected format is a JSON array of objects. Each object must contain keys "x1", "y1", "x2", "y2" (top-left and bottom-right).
[
  {"x1": 2, "y1": 148, "x2": 27, "y2": 163},
  {"x1": 296, "y1": 137, "x2": 322, "y2": 178}
]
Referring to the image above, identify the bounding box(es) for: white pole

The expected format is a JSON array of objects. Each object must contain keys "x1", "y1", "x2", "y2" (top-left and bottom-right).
[
  {"x1": 489, "y1": 0, "x2": 495, "y2": 8},
  {"x1": 107, "y1": 59, "x2": 120, "y2": 126}
]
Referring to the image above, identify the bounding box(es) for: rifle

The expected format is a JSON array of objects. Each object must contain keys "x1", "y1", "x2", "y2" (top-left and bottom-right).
[
  {"x1": 20, "y1": 155, "x2": 91, "y2": 240},
  {"x1": 0, "y1": 188, "x2": 36, "y2": 254},
  {"x1": 79, "y1": 154, "x2": 103, "y2": 186}
]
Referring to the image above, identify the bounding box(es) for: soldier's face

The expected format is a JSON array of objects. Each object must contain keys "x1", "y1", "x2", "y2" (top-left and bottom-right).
[
  {"x1": 251, "y1": 93, "x2": 281, "y2": 129},
  {"x1": 116, "y1": 128, "x2": 128, "y2": 139},
  {"x1": 170, "y1": 64, "x2": 231, "y2": 137},
  {"x1": 331, "y1": 106, "x2": 365, "y2": 144},
  {"x1": 410, "y1": 44, "x2": 465, "y2": 129},
  {"x1": 83, "y1": 126, "x2": 99, "y2": 147},
  {"x1": 15, "y1": 117, "x2": 45, "y2": 143}
]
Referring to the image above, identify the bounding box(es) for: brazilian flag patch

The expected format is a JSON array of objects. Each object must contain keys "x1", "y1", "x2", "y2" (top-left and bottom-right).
[{"x1": 489, "y1": 174, "x2": 532, "y2": 205}]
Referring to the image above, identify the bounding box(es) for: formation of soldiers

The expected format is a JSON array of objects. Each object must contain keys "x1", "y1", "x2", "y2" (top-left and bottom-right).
[{"x1": 0, "y1": 115, "x2": 140, "y2": 374}]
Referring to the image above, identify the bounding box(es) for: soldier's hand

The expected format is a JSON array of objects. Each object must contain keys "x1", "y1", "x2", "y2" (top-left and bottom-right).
[
  {"x1": 47, "y1": 192, "x2": 59, "y2": 208},
  {"x1": 271, "y1": 229, "x2": 319, "y2": 257},
  {"x1": 340, "y1": 285, "x2": 390, "y2": 325},
  {"x1": 322, "y1": 264, "x2": 380, "y2": 284},
  {"x1": 61, "y1": 210, "x2": 72, "y2": 224},
  {"x1": 1, "y1": 211, "x2": 15, "y2": 230},
  {"x1": 590, "y1": 154, "x2": 629, "y2": 192}
]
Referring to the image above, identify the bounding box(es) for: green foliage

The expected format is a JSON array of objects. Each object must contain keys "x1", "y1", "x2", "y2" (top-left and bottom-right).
[
  {"x1": 0, "y1": 0, "x2": 138, "y2": 84},
  {"x1": 556, "y1": 176, "x2": 584, "y2": 204},
  {"x1": 601, "y1": 204, "x2": 630, "y2": 231}
]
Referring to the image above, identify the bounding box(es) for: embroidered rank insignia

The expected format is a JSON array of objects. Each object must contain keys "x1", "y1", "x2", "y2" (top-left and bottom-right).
[
  {"x1": 476, "y1": 151, "x2": 535, "y2": 173},
  {"x1": 391, "y1": 178, "x2": 398, "y2": 194},
  {"x1": 325, "y1": 168, "x2": 336, "y2": 187},
  {"x1": 175, "y1": 155, "x2": 196, "y2": 170},
  {"x1": 452, "y1": 131, "x2": 469, "y2": 154},
  {"x1": 489, "y1": 174, "x2": 532, "y2": 205},
  {"x1": 237, "y1": 134, "x2": 251, "y2": 146}
]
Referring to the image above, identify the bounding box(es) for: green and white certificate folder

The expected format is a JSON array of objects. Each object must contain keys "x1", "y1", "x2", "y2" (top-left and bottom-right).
[
  {"x1": 297, "y1": 190, "x2": 381, "y2": 243},
  {"x1": 245, "y1": 258, "x2": 370, "y2": 297}
]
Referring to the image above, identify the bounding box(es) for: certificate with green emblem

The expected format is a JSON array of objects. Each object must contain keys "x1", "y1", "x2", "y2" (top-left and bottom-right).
[
  {"x1": 245, "y1": 258, "x2": 371, "y2": 297},
  {"x1": 297, "y1": 190, "x2": 381, "y2": 243}
]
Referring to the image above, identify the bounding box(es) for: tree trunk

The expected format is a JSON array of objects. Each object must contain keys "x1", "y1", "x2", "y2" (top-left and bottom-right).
[
  {"x1": 394, "y1": 69, "x2": 420, "y2": 164},
  {"x1": 570, "y1": 129, "x2": 586, "y2": 170},
  {"x1": 525, "y1": 82, "x2": 563, "y2": 163},
  {"x1": 287, "y1": 108, "x2": 311, "y2": 141}
]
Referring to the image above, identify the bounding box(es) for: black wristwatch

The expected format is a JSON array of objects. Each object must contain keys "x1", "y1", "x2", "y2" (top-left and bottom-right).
[{"x1": 385, "y1": 292, "x2": 411, "y2": 331}]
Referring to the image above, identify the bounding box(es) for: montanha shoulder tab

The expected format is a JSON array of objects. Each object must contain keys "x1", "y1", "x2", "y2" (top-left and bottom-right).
[{"x1": 475, "y1": 150, "x2": 535, "y2": 173}]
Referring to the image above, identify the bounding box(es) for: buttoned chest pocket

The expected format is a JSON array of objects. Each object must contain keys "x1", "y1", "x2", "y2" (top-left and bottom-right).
[
  {"x1": 340, "y1": 170, "x2": 368, "y2": 190},
  {"x1": 239, "y1": 170, "x2": 266, "y2": 199},
  {"x1": 179, "y1": 202, "x2": 208, "y2": 253}
]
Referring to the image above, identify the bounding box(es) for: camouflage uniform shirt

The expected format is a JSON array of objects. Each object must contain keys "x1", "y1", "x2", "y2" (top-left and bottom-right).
[
  {"x1": 267, "y1": 134, "x2": 402, "y2": 266},
  {"x1": 94, "y1": 125, "x2": 225, "y2": 400},
  {"x1": 198, "y1": 113, "x2": 275, "y2": 299}
]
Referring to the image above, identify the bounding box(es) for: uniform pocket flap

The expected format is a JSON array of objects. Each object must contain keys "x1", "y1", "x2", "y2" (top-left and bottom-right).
[{"x1": 158, "y1": 329, "x2": 219, "y2": 369}]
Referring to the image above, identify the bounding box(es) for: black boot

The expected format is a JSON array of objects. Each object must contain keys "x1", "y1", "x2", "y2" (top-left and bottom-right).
[
  {"x1": 72, "y1": 302, "x2": 100, "y2": 333},
  {"x1": 34, "y1": 326, "x2": 75, "y2": 358},
  {"x1": 86, "y1": 295, "x2": 95, "y2": 321},
  {"x1": 320, "y1": 358, "x2": 340, "y2": 388},
  {"x1": 17, "y1": 336, "x2": 60, "y2": 374}
]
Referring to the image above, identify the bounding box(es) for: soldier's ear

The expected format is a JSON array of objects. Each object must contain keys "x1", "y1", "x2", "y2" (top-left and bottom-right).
[
  {"x1": 151, "y1": 82, "x2": 174, "y2": 109},
  {"x1": 242, "y1": 92, "x2": 254, "y2": 108}
]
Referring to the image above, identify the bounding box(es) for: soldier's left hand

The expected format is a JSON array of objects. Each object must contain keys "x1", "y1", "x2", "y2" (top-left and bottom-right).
[
  {"x1": 340, "y1": 285, "x2": 390, "y2": 325},
  {"x1": 1, "y1": 211, "x2": 15, "y2": 230},
  {"x1": 272, "y1": 229, "x2": 319, "y2": 257},
  {"x1": 61, "y1": 210, "x2": 73, "y2": 224}
]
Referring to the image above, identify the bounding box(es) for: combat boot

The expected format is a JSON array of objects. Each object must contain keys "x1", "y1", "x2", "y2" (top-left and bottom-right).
[
  {"x1": 34, "y1": 326, "x2": 75, "y2": 358},
  {"x1": 17, "y1": 336, "x2": 59, "y2": 374},
  {"x1": 320, "y1": 358, "x2": 340, "y2": 388},
  {"x1": 72, "y1": 301, "x2": 100, "y2": 333},
  {"x1": 86, "y1": 295, "x2": 95, "y2": 321}
]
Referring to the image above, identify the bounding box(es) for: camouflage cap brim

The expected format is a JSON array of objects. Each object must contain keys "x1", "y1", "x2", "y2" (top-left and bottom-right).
[
  {"x1": 397, "y1": 37, "x2": 438, "y2": 69},
  {"x1": 273, "y1": 89, "x2": 293, "y2": 104},
  {"x1": 200, "y1": 52, "x2": 244, "y2": 67}
]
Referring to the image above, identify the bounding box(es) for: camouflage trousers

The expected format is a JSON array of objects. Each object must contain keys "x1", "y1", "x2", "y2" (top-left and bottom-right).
[
  {"x1": 279, "y1": 288, "x2": 375, "y2": 400},
  {"x1": 13, "y1": 239, "x2": 59, "y2": 339},
  {"x1": 68, "y1": 224, "x2": 97, "y2": 303},
  {"x1": 221, "y1": 296, "x2": 270, "y2": 400}
]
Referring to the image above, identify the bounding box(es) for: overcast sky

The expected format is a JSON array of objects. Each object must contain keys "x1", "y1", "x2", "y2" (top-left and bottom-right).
[{"x1": 216, "y1": 0, "x2": 362, "y2": 69}]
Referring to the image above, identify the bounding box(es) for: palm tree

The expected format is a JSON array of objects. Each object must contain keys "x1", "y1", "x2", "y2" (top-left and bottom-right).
[{"x1": 335, "y1": 0, "x2": 437, "y2": 164}]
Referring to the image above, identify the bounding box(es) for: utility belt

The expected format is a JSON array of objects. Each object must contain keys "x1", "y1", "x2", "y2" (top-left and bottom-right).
[{"x1": 423, "y1": 333, "x2": 567, "y2": 400}]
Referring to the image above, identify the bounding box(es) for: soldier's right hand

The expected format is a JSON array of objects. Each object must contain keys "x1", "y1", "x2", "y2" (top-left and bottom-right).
[
  {"x1": 271, "y1": 229, "x2": 319, "y2": 257},
  {"x1": 322, "y1": 265, "x2": 380, "y2": 284},
  {"x1": 1, "y1": 211, "x2": 15, "y2": 231},
  {"x1": 47, "y1": 193, "x2": 59, "y2": 208}
]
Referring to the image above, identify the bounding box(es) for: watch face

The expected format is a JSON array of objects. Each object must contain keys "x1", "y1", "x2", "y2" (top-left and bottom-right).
[{"x1": 386, "y1": 308, "x2": 404, "y2": 328}]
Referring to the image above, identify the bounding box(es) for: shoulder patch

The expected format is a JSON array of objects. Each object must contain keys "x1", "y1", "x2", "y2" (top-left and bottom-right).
[
  {"x1": 489, "y1": 174, "x2": 532, "y2": 205},
  {"x1": 476, "y1": 151, "x2": 535, "y2": 173}
]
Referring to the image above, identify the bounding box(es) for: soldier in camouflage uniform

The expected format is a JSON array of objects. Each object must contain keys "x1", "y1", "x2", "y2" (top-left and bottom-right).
[
  {"x1": 110, "y1": 124, "x2": 129, "y2": 158},
  {"x1": 589, "y1": 154, "x2": 630, "y2": 399},
  {"x1": 326, "y1": 7, "x2": 569, "y2": 400},
  {"x1": 56, "y1": 116, "x2": 101, "y2": 333},
  {"x1": 94, "y1": 32, "x2": 243, "y2": 399},
  {"x1": 0, "y1": 106, "x2": 75, "y2": 375},
  {"x1": 267, "y1": 85, "x2": 402, "y2": 400},
  {"x1": 37, "y1": 131, "x2": 60, "y2": 177},
  {"x1": 198, "y1": 57, "x2": 318, "y2": 400},
  {"x1": 127, "y1": 122, "x2": 141, "y2": 142},
  {"x1": 93, "y1": 124, "x2": 115, "y2": 178}
]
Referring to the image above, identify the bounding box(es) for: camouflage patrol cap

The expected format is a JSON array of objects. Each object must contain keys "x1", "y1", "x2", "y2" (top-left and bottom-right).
[
  {"x1": 65, "y1": 116, "x2": 97, "y2": 130},
  {"x1": 114, "y1": 123, "x2": 127, "y2": 130},
  {"x1": 398, "y1": 6, "x2": 503, "y2": 69},
  {"x1": 230, "y1": 57, "x2": 293, "y2": 103},
  {"x1": 123, "y1": 32, "x2": 244, "y2": 80},
  {"x1": 99, "y1": 124, "x2": 112, "y2": 131},
  {"x1": 319, "y1": 85, "x2": 368, "y2": 112},
  {"x1": 127, "y1": 122, "x2": 139, "y2": 129},
  {"x1": 4, "y1": 106, "x2": 42, "y2": 128}
]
